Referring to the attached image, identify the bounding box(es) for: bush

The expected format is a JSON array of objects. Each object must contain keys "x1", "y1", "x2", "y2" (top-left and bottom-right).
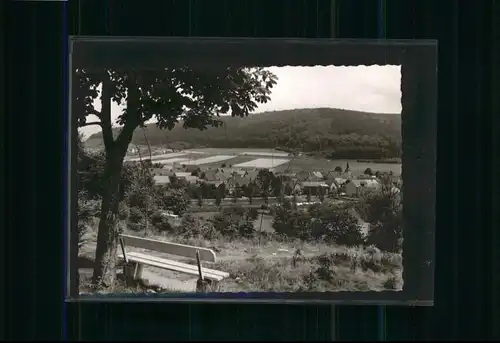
[
  {"x1": 155, "y1": 186, "x2": 190, "y2": 215},
  {"x1": 273, "y1": 203, "x2": 365, "y2": 246},
  {"x1": 272, "y1": 207, "x2": 311, "y2": 239},
  {"x1": 322, "y1": 209, "x2": 365, "y2": 247},
  {"x1": 365, "y1": 211, "x2": 403, "y2": 253},
  {"x1": 150, "y1": 211, "x2": 175, "y2": 233},
  {"x1": 208, "y1": 214, "x2": 238, "y2": 238},
  {"x1": 128, "y1": 207, "x2": 145, "y2": 224},
  {"x1": 77, "y1": 191, "x2": 100, "y2": 249}
]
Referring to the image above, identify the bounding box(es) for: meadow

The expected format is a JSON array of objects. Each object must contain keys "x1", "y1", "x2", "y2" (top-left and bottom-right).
[{"x1": 125, "y1": 148, "x2": 402, "y2": 176}]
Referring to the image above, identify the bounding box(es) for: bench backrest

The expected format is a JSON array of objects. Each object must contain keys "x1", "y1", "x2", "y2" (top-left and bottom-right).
[{"x1": 119, "y1": 234, "x2": 217, "y2": 262}]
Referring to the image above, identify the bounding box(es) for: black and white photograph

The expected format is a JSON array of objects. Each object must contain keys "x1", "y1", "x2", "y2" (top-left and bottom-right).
[{"x1": 70, "y1": 38, "x2": 436, "y2": 303}]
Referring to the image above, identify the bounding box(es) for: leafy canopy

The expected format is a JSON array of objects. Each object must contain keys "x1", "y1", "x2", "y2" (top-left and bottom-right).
[{"x1": 75, "y1": 67, "x2": 278, "y2": 137}]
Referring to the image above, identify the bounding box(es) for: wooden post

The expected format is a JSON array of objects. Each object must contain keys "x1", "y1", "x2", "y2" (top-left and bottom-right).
[
  {"x1": 119, "y1": 237, "x2": 128, "y2": 264},
  {"x1": 195, "y1": 250, "x2": 207, "y2": 292},
  {"x1": 196, "y1": 250, "x2": 204, "y2": 281}
]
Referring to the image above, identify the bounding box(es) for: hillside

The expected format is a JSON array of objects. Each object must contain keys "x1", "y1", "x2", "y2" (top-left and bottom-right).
[{"x1": 85, "y1": 108, "x2": 402, "y2": 159}]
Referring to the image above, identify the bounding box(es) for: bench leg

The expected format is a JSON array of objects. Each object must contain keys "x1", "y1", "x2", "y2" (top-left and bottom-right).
[
  {"x1": 196, "y1": 278, "x2": 209, "y2": 293},
  {"x1": 134, "y1": 264, "x2": 144, "y2": 280},
  {"x1": 196, "y1": 279, "x2": 220, "y2": 293},
  {"x1": 123, "y1": 262, "x2": 145, "y2": 287},
  {"x1": 123, "y1": 263, "x2": 136, "y2": 287}
]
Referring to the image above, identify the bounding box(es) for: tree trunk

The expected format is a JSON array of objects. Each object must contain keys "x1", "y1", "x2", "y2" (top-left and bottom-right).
[{"x1": 92, "y1": 151, "x2": 125, "y2": 288}]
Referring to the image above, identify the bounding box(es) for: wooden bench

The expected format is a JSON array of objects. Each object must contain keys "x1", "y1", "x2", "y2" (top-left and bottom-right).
[{"x1": 117, "y1": 234, "x2": 229, "y2": 292}]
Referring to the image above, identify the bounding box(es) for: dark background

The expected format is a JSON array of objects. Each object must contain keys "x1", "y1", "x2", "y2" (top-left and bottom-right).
[{"x1": 5, "y1": 0, "x2": 498, "y2": 340}]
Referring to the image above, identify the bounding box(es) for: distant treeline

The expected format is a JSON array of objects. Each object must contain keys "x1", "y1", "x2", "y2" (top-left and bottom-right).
[{"x1": 85, "y1": 108, "x2": 402, "y2": 159}]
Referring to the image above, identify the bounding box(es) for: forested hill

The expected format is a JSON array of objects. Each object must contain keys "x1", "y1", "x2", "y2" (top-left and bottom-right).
[{"x1": 85, "y1": 108, "x2": 402, "y2": 159}]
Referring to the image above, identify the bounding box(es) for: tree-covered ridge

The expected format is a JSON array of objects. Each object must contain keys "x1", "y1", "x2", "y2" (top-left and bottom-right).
[{"x1": 86, "y1": 107, "x2": 402, "y2": 159}]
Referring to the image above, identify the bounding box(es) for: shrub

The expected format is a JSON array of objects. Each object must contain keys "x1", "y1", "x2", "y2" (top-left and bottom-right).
[
  {"x1": 77, "y1": 191, "x2": 100, "y2": 249},
  {"x1": 366, "y1": 212, "x2": 403, "y2": 253},
  {"x1": 155, "y1": 186, "x2": 189, "y2": 215},
  {"x1": 383, "y1": 275, "x2": 398, "y2": 290},
  {"x1": 272, "y1": 207, "x2": 310, "y2": 239},
  {"x1": 322, "y1": 210, "x2": 365, "y2": 247},
  {"x1": 150, "y1": 211, "x2": 175, "y2": 233},
  {"x1": 208, "y1": 214, "x2": 237, "y2": 238},
  {"x1": 128, "y1": 207, "x2": 145, "y2": 224}
]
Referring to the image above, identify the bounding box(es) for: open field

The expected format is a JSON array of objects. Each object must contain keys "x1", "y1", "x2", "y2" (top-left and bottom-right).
[
  {"x1": 125, "y1": 151, "x2": 202, "y2": 162},
  {"x1": 234, "y1": 158, "x2": 290, "y2": 169},
  {"x1": 182, "y1": 155, "x2": 236, "y2": 165},
  {"x1": 125, "y1": 147, "x2": 402, "y2": 175},
  {"x1": 240, "y1": 151, "x2": 290, "y2": 157},
  {"x1": 154, "y1": 157, "x2": 192, "y2": 164}
]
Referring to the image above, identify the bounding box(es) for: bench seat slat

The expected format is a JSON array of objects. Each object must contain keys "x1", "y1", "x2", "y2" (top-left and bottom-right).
[
  {"x1": 118, "y1": 252, "x2": 229, "y2": 282},
  {"x1": 119, "y1": 234, "x2": 217, "y2": 262},
  {"x1": 127, "y1": 252, "x2": 229, "y2": 279}
]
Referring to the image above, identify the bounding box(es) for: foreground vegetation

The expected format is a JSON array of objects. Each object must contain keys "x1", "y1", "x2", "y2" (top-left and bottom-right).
[{"x1": 78, "y1": 143, "x2": 403, "y2": 293}]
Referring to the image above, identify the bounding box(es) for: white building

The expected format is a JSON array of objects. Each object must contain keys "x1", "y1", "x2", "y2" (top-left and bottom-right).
[{"x1": 344, "y1": 179, "x2": 380, "y2": 197}]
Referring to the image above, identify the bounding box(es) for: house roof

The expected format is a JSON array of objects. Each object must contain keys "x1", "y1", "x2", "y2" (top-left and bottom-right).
[
  {"x1": 183, "y1": 164, "x2": 199, "y2": 171},
  {"x1": 184, "y1": 175, "x2": 199, "y2": 183},
  {"x1": 350, "y1": 179, "x2": 379, "y2": 188},
  {"x1": 302, "y1": 181, "x2": 329, "y2": 187},
  {"x1": 154, "y1": 175, "x2": 171, "y2": 184},
  {"x1": 312, "y1": 171, "x2": 324, "y2": 179},
  {"x1": 175, "y1": 172, "x2": 192, "y2": 178},
  {"x1": 296, "y1": 171, "x2": 311, "y2": 181},
  {"x1": 218, "y1": 168, "x2": 239, "y2": 176}
]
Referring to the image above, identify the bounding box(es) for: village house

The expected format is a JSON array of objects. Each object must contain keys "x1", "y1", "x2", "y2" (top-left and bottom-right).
[
  {"x1": 323, "y1": 170, "x2": 338, "y2": 181},
  {"x1": 183, "y1": 165, "x2": 200, "y2": 173},
  {"x1": 227, "y1": 174, "x2": 251, "y2": 195},
  {"x1": 153, "y1": 175, "x2": 171, "y2": 186},
  {"x1": 201, "y1": 170, "x2": 219, "y2": 182},
  {"x1": 295, "y1": 171, "x2": 325, "y2": 182},
  {"x1": 333, "y1": 177, "x2": 348, "y2": 187},
  {"x1": 301, "y1": 181, "x2": 330, "y2": 196},
  {"x1": 244, "y1": 170, "x2": 259, "y2": 181},
  {"x1": 295, "y1": 171, "x2": 310, "y2": 182},
  {"x1": 172, "y1": 172, "x2": 200, "y2": 186},
  {"x1": 328, "y1": 181, "x2": 339, "y2": 193},
  {"x1": 311, "y1": 171, "x2": 325, "y2": 181},
  {"x1": 274, "y1": 172, "x2": 296, "y2": 182},
  {"x1": 344, "y1": 179, "x2": 380, "y2": 197},
  {"x1": 282, "y1": 180, "x2": 302, "y2": 194},
  {"x1": 127, "y1": 147, "x2": 138, "y2": 154},
  {"x1": 200, "y1": 170, "x2": 229, "y2": 188},
  {"x1": 357, "y1": 174, "x2": 377, "y2": 180},
  {"x1": 151, "y1": 168, "x2": 175, "y2": 177}
]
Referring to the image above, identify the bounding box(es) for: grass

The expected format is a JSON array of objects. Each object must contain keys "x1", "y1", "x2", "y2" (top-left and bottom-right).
[
  {"x1": 78, "y1": 215, "x2": 403, "y2": 294},
  {"x1": 155, "y1": 232, "x2": 403, "y2": 293}
]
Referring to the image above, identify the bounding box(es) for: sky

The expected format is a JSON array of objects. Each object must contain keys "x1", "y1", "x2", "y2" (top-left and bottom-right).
[{"x1": 78, "y1": 65, "x2": 401, "y2": 138}]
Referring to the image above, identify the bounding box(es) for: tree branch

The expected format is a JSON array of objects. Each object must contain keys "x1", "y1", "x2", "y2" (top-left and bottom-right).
[
  {"x1": 88, "y1": 108, "x2": 102, "y2": 118},
  {"x1": 80, "y1": 121, "x2": 102, "y2": 128}
]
